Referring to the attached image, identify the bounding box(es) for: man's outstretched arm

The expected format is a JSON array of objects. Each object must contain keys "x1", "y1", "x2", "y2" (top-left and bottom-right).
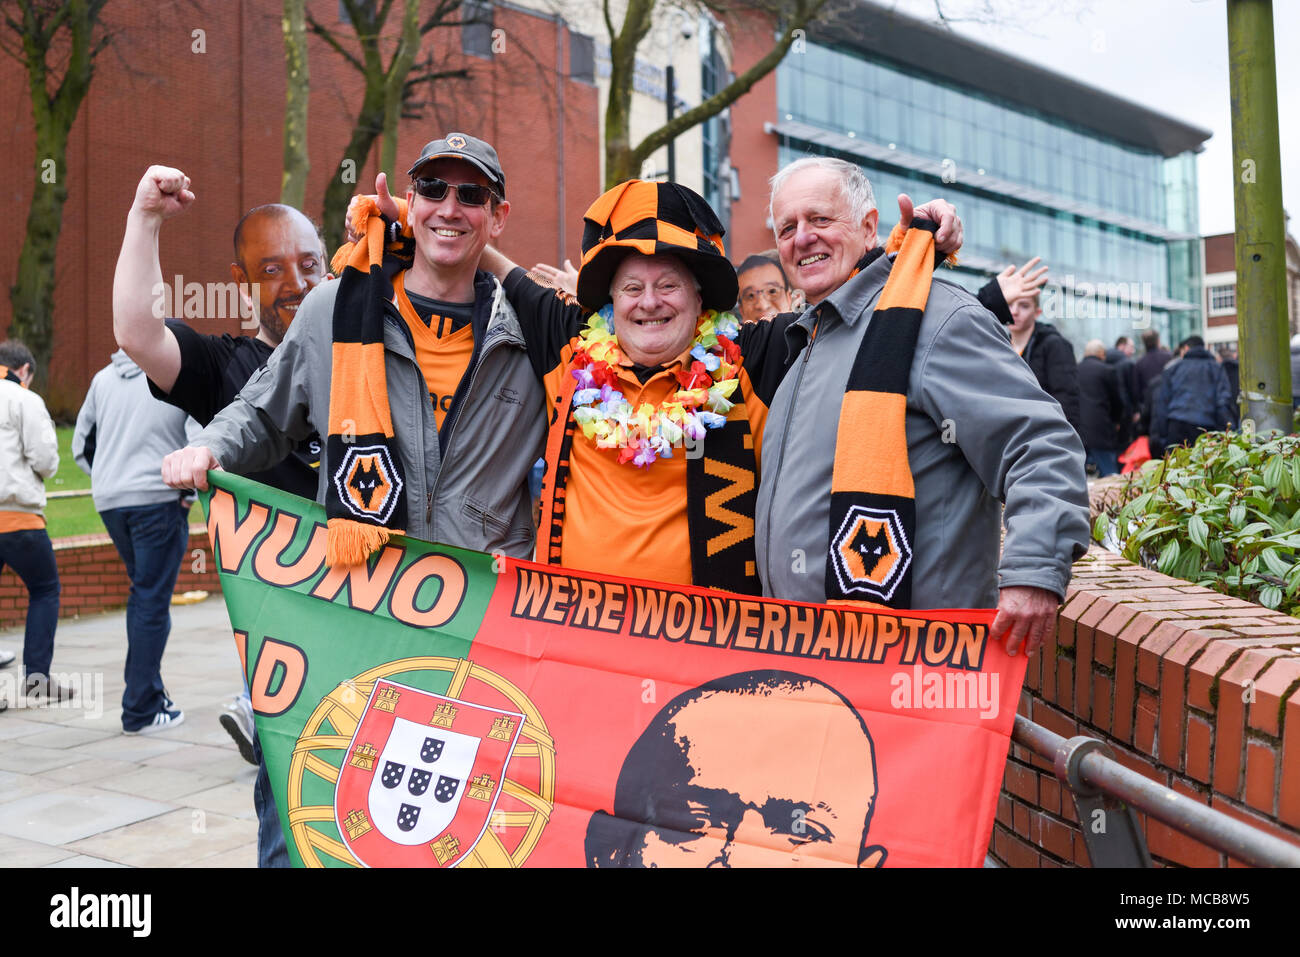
[
  {"x1": 916, "y1": 303, "x2": 1089, "y2": 656},
  {"x1": 113, "y1": 166, "x2": 194, "y2": 394}
]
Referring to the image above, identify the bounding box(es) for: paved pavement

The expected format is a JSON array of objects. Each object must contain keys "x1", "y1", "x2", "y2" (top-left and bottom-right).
[{"x1": 0, "y1": 598, "x2": 258, "y2": 867}]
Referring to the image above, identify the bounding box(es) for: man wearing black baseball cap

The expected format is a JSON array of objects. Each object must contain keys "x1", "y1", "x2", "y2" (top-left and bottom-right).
[
  {"x1": 165, "y1": 130, "x2": 544, "y2": 579},
  {"x1": 407, "y1": 132, "x2": 506, "y2": 196}
]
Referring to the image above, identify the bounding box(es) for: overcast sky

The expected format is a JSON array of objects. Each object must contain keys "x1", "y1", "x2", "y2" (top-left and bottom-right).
[{"x1": 886, "y1": 0, "x2": 1298, "y2": 236}]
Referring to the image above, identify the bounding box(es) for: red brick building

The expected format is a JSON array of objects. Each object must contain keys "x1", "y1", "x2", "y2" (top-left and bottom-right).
[
  {"x1": 1201, "y1": 229, "x2": 1300, "y2": 350},
  {"x1": 0, "y1": 1, "x2": 601, "y2": 416}
]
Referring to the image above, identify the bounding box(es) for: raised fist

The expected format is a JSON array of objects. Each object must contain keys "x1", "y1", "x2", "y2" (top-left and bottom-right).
[{"x1": 132, "y1": 165, "x2": 196, "y2": 222}]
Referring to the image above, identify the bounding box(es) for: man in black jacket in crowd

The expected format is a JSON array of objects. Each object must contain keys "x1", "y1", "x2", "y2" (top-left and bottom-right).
[
  {"x1": 1135, "y1": 329, "x2": 1173, "y2": 409},
  {"x1": 1078, "y1": 339, "x2": 1125, "y2": 476},
  {"x1": 1105, "y1": 335, "x2": 1140, "y2": 449},
  {"x1": 1150, "y1": 336, "x2": 1234, "y2": 452}
]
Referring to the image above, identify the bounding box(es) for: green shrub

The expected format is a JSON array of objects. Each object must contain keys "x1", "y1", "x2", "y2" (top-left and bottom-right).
[{"x1": 1093, "y1": 429, "x2": 1300, "y2": 617}]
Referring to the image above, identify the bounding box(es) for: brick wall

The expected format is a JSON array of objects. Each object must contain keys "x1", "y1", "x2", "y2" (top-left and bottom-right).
[
  {"x1": 723, "y1": 11, "x2": 781, "y2": 262},
  {"x1": 0, "y1": 0, "x2": 601, "y2": 417},
  {"x1": 0, "y1": 527, "x2": 223, "y2": 631},
  {"x1": 990, "y1": 482, "x2": 1300, "y2": 867}
]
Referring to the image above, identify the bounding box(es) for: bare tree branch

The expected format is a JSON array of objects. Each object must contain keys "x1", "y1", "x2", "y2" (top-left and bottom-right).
[
  {"x1": 602, "y1": 0, "x2": 829, "y2": 187},
  {"x1": 306, "y1": 8, "x2": 364, "y2": 74}
]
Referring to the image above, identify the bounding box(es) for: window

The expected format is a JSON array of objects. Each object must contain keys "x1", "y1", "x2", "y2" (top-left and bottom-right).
[
  {"x1": 842, "y1": 56, "x2": 869, "y2": 97},
  {"x1": 569, "y1": 29, "x2": 594, "y2": 83},
  {"x1": 461, "y1": 0, "x2": 493, "y2": 59},
  {"x1": 875, "y1": 62, "x2": 905, "y2": 101},
  {"x1": 1208, "y1": 284, "x2": 1236, "y2": 313}
]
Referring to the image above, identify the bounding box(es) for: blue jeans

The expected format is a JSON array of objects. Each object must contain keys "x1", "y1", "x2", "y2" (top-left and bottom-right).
[
  {"x1": 0, "y1": 527, "x2": 60, "y2": 677},
  {"x1": 252, "y1": 730, "x2": 290, "y2": 867},
  {"x1": 1085, "y1": 448, "x2": 1120, "y2": 478},
  {"x1": 100, "y1": 502, "x2": 189, "y2": 731}
]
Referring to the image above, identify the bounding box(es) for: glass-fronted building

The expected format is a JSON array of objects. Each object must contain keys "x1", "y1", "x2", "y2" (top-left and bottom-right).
[{"x1": 763, "y1": 2, "x2": 1210, "y2": 352}]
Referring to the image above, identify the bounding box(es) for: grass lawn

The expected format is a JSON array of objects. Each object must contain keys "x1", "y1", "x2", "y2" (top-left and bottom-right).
[{"x1": 44, "y1": 426, "x2": 202, "y2": 539}]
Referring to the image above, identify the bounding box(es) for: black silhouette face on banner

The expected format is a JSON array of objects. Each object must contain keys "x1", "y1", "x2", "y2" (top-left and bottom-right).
[{"x1": 585, "y1": 670, "x2": 887, "y2": 868}]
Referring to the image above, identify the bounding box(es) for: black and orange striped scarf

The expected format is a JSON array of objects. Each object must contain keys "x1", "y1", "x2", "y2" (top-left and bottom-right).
[
  {"x1": 825, "y1": 219, "x2": 937, "y2": 607},
  {"x1": 324, "y1": 198, "x2": 416, "y2": 567},
  {"x1": 0, "y1": 367, "x2": 20, "y2": 386}
]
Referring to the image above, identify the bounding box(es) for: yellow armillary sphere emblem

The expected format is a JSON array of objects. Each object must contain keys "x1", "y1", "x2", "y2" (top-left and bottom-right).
[{"x1": 285, "y1": 656, "x2": 555, "y2": 867}]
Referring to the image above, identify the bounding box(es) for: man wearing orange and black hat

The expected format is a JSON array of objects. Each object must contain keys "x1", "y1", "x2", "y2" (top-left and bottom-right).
[{"x1": 502, "y1": 180, "x2": 778, "y2": 592}]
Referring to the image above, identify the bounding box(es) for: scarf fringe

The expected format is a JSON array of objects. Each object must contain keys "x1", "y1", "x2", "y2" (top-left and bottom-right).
[{"x1": 326, "y1": 518, "x2": 392, "y2": 568}]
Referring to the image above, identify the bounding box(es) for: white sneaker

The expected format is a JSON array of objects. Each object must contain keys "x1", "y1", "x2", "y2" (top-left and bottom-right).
[
  {"x1": 124, "y1": 708, "x2": 184, "y2": 735},
  {"x1": 0, "y1": 649, "x2": 14, "y2": 668},
  {"x1": 219, "y1": 695, "x2": 257, "y2": 765}
]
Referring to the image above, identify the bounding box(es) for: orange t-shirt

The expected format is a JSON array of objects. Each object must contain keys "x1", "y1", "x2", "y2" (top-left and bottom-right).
[
  {"x1": 393, "y1": 273, "x2": 476, "y2": 431},
  {"x1": 0, "y1": 511, "x2": 45, "y2": 533},
  {"x1": 556, "y1": 356, "x2": 767, "y2": 587}
]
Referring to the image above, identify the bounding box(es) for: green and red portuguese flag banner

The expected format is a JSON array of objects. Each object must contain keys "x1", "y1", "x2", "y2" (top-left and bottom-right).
[{"x1": 201, "y1": 472, "x2": 1025, "y2": 868}]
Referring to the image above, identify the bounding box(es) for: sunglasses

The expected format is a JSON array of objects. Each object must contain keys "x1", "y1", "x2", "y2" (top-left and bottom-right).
[{"x1": 411, "y1": 177, "x2": 500, "y2": 207}]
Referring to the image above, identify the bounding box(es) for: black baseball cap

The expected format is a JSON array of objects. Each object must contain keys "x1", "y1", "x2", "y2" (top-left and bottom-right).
[{"x1": 407, "y1": 133, "x2": 505, "y2": 198}]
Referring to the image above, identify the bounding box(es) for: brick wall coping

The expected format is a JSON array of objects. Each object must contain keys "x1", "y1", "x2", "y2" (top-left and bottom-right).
[
  {"x1": 991, "y1": 477, "x2": 1300, "y2": 867},
  {"x1": 1, "y1": 526, "x2": 221, "y2": 631},
  {"x1": 49, "y1": 523, "x2": 209, "y2": 551}
]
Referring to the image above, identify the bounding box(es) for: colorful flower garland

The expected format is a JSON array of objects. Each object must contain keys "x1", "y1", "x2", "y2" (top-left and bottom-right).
[{"x1": 569, "y1": 305, "x2": 743, "y2": 468}]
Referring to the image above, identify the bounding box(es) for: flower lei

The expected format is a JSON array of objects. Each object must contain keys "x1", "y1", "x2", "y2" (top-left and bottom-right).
[{"x1": 569, "y1": 305, "x2": 743, "y2": 468}]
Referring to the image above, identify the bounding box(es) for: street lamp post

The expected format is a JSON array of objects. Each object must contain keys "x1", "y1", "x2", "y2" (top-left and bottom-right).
[{"x1": 1227, "y1": 0, "x2": 1292, "y2": 433}]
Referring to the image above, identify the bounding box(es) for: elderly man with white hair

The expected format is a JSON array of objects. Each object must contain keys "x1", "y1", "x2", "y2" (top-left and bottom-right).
[{"x1": 755, "y1": 157, "x2": 1090, "y2": 655}]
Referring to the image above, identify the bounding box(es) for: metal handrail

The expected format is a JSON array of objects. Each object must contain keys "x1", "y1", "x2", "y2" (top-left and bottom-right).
[{"x1": 1012, "y1": 715, "x2": 1300, "y2": 868}]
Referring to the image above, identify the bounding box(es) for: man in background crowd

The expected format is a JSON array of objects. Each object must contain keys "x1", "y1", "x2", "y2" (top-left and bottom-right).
[
  {"x1": 1002, "y1": 288, "x2": 1081, "y2": 439},
  {"x1": 974, "y1": 257, "x2": 1079, "y2": 439},
  {"x1": 735, "y1": 252, "x2": 794, "y2": 323},
  {"x1": 1136, "y1": 329, "x2": 1173, "y2": 409},
  {"x1": 0, "y1": 341, "x2": 67, "y2": 711},
  {"x1": 1149, "y1": 335, "x2": 1235, "y2": 453},
  {"x1": 1105, "y1": 335, "x2": 1141, "y2": 450},
  {"x1": 74, "y1": 349, "x2": 199, "y2": 734},
  {"x1": 1077, "y1": 339, "x2": 1125, "y2": 477}
]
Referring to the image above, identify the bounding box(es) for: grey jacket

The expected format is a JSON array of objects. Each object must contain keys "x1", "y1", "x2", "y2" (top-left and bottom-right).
[
  {"x1": 73, "y1": 350, "x2": 200, "y2": 512},
  {"x1": 756, "y1": 252, "x2": 1090, "y2": 608},
  {"x1": 194, "y1": 271, "x2": 545, "y2": 557},
  {"x1": 0, "y1": 377, "x2": 58, "y2": 515}
]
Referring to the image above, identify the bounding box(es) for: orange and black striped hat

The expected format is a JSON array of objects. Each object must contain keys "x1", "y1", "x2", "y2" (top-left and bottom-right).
[{"x1": 576, "y1": 180, "x2": 737, "y2": 312}]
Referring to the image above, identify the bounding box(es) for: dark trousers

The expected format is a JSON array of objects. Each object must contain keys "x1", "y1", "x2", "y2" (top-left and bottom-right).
[
  {"x1": 1165, "y1": 418, "x2": 1208, "y2": 452},
  {"x1": 1085, "y1": 447, "x2": 1120, "y2": 478},
  {"x1": 0, "y1": 526, "x2": 60, "y2": 677},
  {"x1": 100, "y1": 502, "x2": 189, "y2": 730},
  {"x1": 252, "y1": 732, "x2": 290, "y2": 867}
]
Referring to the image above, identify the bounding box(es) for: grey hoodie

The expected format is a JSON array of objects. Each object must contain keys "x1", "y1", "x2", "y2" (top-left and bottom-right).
[{"x1": 73, "y1": 350, "x2": 200, "y2": 512}]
